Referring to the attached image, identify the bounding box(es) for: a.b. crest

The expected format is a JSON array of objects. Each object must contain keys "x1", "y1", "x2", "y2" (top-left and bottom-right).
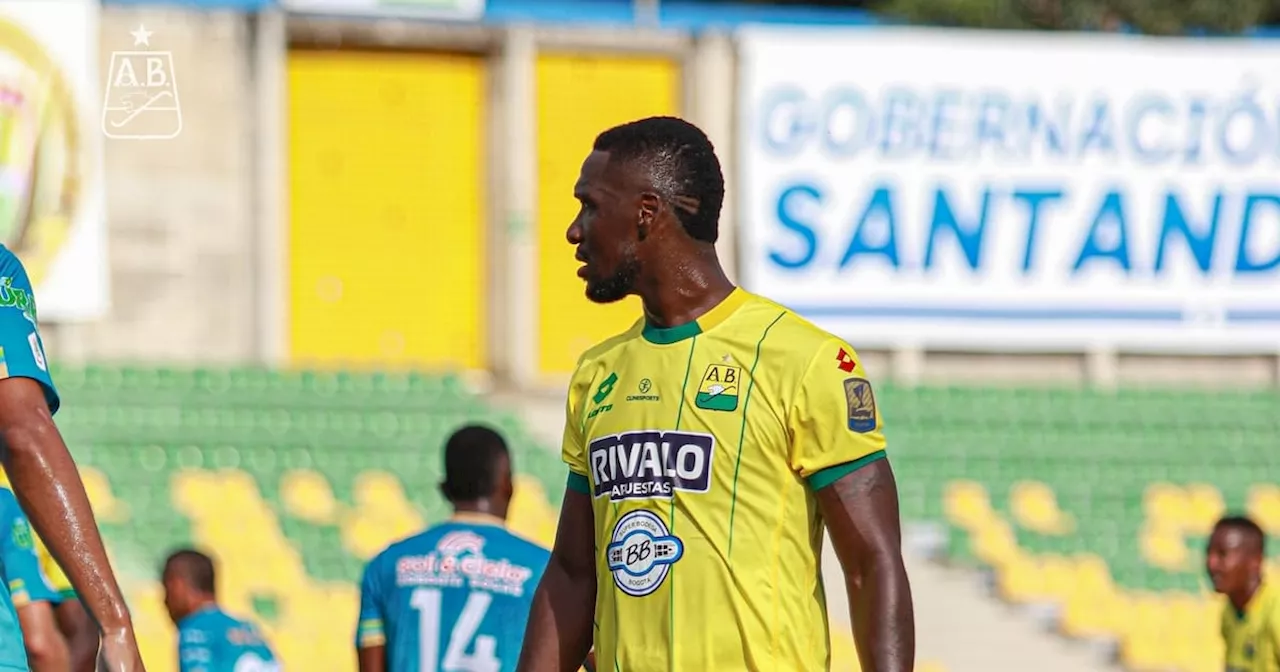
[
  {"x1": 843, "y1": 377, "x2": 877, "y2": 433},
  {"x1": 695, "y1": 364, "x2": 741, "y2": 412},
  {"x1": 102, "y1": 24, "x2": 181, "y2": 140}
]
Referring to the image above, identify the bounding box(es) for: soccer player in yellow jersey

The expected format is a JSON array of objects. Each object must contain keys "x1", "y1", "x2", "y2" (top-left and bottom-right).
[
  {"x1": 517, "y1": 117, "x2": 915, "y2": 672},
  {"x1": 1208, "y1": 516, "x2": 1279, "y2": 672}
]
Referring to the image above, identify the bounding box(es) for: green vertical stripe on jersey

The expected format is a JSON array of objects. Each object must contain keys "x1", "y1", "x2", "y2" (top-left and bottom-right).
[
  {"x1": 726, "y1": 311, "x2": 786, "y2": 557},
  {"x1": 667, "y1": 336, "x2": 698, "y2": 672}
]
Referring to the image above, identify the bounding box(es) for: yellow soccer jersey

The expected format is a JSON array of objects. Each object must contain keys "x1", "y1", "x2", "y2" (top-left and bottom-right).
[
  {"x1": 562, "y1": 288, "x2": 887, "y2": 671},
  {"x1": 0, "y1": 471, "x2": 74, "y2": 601},
  {"x1": 1223, "y1": 581, "x2": 1280, "y2": 672}
]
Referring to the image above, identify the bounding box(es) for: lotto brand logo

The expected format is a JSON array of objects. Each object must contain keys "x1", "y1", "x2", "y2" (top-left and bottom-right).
[
  {"x1": 588, "y1": 430, "x2": 715, "y2": 501},
  {"x1": 836, "y1": 348, "x2": 856, "y2": 373}
]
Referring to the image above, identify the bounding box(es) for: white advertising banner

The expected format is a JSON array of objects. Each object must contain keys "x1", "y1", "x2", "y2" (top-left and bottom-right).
[
  {"x1": 738, "y1": 26, "x2": 1280, "y2": 352},
  {"x1": 0, "y1": 0, "x2": 105, "y2": 321},
  {"x1": 280, "y1": 0, "x2": 485, "y2": 21}
]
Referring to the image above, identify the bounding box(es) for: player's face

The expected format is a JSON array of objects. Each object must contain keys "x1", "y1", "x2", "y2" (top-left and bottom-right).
[
  {"x1": 161, "y1": 571, "x2": 190, "y2": 623},
  {"x1": 568, "y1": 150, "x2": 641, "y2": 304},
  {"x1": 1206, "y1": 527, "x2": 1258, "y2": 594}
]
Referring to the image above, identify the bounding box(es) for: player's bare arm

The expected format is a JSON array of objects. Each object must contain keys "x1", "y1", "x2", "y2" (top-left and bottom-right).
[
  {"x1": 818, "y1": 458, "x2": 915, "y2": 672},
  {"x1": 55, "y1": 600, "x2": 100, "y2": 672},
  {"x1": 356, "y1": 644, "x2": 386, "y2": 672},
  {"x1": 16, "y1": 601, "x2": 70, "y2": 671},
  {"x1": 0, "y1": 377, "x2": 144, "y2": 670},
  {"x1": 516, "y1": 488, "x2": 596, "y2": 672}
]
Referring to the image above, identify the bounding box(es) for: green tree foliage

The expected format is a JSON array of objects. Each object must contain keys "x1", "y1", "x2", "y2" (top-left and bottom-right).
[{"x1": 730, "y1": 0, "x2": 1280, "y2": 33}]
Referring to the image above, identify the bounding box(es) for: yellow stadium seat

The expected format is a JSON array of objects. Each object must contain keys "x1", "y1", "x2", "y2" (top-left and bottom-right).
[
  {"x1": 1009, "y1": 480, "x2": 1076, "y2": 535},
  {"x1": 917, "y1": 663, "x2": 949, "y2": 672},
  {"x1": 1060, "y1": 590, "x2": 1119, "y2": 639},
  {"x1": 1139, "y1": 520, "x2": 1189, "y2": 571},
  {"x1": 281, "y1": 469, "x2": 340, "y2": 524},
  {"x1": 971, "y1": 518, "x2": 1019, "y2": 568},
  {"x1": 829, "y1": 627, "x2": 861, "y2": 671},
  {"x1": 79, "y1": 466, "x2": 131, "y2": 523},
  {"x1": 171, "y1": 469, "x2": 222, "y2": 515},
  {"x1": 1037, "y1": 553, "x2": 1078, "y2": 602},
  {"x1": 1072, "y1": 553, "x2": 1114, "y2": 594},
  {"x1": 128, "y1": 583, "x2": 177, "y2": 672},
  {"x1": 943, "y1": 480, "x2": 993, "y2": 530},
  {"x1": 996, "y1": 551, "x2": 1046, "y2": 603},
  {"x1": 1143, "y1": 482, "x2": 1187, "y2": 528},
  {"x1": 341, "y1": 470, "x2": 426, "y2": 559},
  {"x1": 1183, "y1": 483, "x2": 1225, "y2": 535},
  {"x1": 1246, "y1": 483, "x2": 1280, "y2": 534},
  {"x1": 507, "y1": 475, "x2": 559, "y2": 548}
]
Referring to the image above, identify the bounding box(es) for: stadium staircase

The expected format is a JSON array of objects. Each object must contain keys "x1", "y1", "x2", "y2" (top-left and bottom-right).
[{"x1": 44, "y1": 365, "x2": 1279, "y2": 672}]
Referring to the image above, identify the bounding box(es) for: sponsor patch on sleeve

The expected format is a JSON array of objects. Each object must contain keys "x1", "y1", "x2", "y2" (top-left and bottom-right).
[{"x1": 843, "y1": 377, "x2": 877, "y2": 433}]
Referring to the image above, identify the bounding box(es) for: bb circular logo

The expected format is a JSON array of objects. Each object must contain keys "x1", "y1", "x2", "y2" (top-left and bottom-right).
[{"x1": 606, "y1": 510, "x2": 683, "y2": 597}]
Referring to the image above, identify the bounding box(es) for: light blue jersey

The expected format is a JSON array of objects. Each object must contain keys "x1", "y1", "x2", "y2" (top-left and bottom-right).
[
  {"x1": 357, "y1": 514, "x2": 550, "y2": 672},
  {"x1": 0, "y1": 487, "x2": 58, "y2": 608},
  {"x1": 0, "y1": 247, "x2": 59, "y2": 671},
  {"x1": 177, "y1": 606, "x2": 280, "y2": 672}
]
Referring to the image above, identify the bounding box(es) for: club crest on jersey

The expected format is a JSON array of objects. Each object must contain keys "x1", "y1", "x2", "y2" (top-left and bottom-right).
[
  {"x1": 607, "y1": 510, "x2": 683, "y2": 597},
  {"x1": 588, "y1": 430, "x2": 715, "y2": 501},
  {"x1": 843, "y1": 378, "x2": 877, "y2": 433},
  {"x1": 695, "y1": 364, "x2": 741, "y2": 412}
]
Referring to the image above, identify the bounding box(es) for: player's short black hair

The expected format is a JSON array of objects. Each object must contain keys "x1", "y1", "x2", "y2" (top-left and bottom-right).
[
  {"x1": 441, "y1": 424, "x2": 510, "y2": 502},
  {"x1": 164, "y1": 548, "x2": 216, "y2": 594},
  {"x1": 593, "y1": 116, "x2": 725, "y2": 244},
  {"x1": 1214, "y1": 515, "x2": 1267, "y2": 554}
]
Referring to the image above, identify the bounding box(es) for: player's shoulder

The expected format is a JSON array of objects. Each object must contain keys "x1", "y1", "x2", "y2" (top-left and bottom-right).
[
  {"x1": 368, "y1": 526, "x2": 445, "y2": 567},
  {"x1": 0, "y1": 246, "x2": 24, "y2": 274},
  {"x1": 570, "y1": 318, "x2": 645, "y2": 376},
  {"x1": 489, "y1": 525, "x2": 552, "y2": 562},
  {"x1": 0, "y1": 247, "x2": 32, "y2": 295},
  {"x1": 178, "y1": 608, "x2": 227, "y2": 636},
  {"x1": 738, "y1": 291, "x2": 854, "y2": 365}
]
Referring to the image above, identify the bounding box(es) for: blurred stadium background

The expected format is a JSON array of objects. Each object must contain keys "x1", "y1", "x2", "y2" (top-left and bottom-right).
[{"x1": 3, "y1": 0, "x2": 1279, "y2": 670}]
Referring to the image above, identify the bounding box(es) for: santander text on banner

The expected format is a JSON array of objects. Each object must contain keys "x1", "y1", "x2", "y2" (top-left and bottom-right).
[{"x1": 737, "y1": 26, "x2": 1280, "y2": 352}]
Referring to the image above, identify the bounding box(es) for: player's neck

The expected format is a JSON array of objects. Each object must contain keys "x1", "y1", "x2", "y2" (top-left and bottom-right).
[
  {"x1": 639, "y1": 255, "x2": 734, "y2": 329},
  {"x1": 1229, "y1": 575, "x2": 1263, "y2": 612},
  {"x1": 184, "y1": 598, "x2": 218, "y2": 619},
  {"x1": 453, "y1": 501, "x2": 506, "y2": 522}
]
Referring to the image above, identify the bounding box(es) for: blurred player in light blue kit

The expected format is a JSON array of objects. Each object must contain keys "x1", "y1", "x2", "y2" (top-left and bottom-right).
[
  {"x1": 0, "y1": 486, "x2": 69, "y2": 671},
  {"x1": 356, "y1": 425, "x2": 553, "y2": 672},
  {"x1": 162, "y1": 549, "x2": 281, "y2": 672}
]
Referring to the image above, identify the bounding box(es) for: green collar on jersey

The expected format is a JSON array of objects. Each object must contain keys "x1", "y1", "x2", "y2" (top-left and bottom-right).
[{"x1": 641, "y1": 287, "x2": 748, "y2": 345}]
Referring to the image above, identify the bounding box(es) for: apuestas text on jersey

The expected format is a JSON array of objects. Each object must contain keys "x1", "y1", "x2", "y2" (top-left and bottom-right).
[{"x1": 588, "y1": 430, "x2": 715, "y2": 502}]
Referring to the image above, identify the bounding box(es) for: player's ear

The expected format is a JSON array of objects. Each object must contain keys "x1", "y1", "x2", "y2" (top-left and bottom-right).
[{"x1": 637, "y1": 192, "x2": 660, "y2": 241}]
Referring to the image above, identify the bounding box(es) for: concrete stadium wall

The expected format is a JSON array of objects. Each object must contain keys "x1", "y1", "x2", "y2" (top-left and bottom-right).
[
  {"x1": 47, "y1": 7, "x2": 259, "y2": 364},
  {"x1": 40, "y1": 7, "x2": 1280, "y2": 390}
]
